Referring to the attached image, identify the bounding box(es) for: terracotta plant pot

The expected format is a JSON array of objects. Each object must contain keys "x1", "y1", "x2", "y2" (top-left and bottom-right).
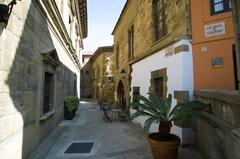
[{"x1": 148, "y1": 133, "x2": 180, "y2": 159}]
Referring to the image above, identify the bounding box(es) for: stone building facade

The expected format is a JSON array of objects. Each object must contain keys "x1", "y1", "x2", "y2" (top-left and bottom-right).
[
  {"x1": 194, "y1": 90, "x2": 240, "y2": 159},
  {"x1": 0, "y1": 0, "x2": 87, "y2": 158},
  {"x1": 80, "y1": 51, "x2": 93, "y2": 98},
  {"x1": 90, "y1": 46, "x2": 115, "y2": 102},
  {"x1": 112, "y1": 0, "x2": 194, "y2": 144}
]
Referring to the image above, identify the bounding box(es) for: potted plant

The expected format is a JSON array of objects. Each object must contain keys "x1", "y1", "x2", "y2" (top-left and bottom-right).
[
  {"x1": 130, "y1": 93, "x2": 208, "y2": 159},
  {"x1": 64, "y1": 96, "x2": 80, "y2": 120}
]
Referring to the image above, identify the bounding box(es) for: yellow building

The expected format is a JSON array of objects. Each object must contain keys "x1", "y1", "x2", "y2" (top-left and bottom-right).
[
  {"x1": 80, "y1": 51, "x2": 94, "y2": 98},
  {"x1": 90, "y1": 46, "x2": 115, "y2": 102},
  {"x1": 112, "y1": 0, "x2": 192, "y2": 119}
]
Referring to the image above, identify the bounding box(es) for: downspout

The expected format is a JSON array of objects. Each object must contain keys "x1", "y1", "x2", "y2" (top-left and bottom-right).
[{"x1": 232, "y1": 0, "x2": 240, "y2": 91}]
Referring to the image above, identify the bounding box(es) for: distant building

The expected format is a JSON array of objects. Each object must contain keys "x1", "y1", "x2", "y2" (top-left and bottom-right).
[
  {"x1": 90, "y1": 46, "x2": 115, "y2": 102},
  {"x1": 0, "y1": 0, "x2": 87, "y2": 158},
  {"x1": 191, "y1": 0, "x2": 237, "y2": 90},
  {"x1": 112, "y1": 0, "x2": 194, "y2": 144},
  {"x1": 80, "y1": 51, "x2": 93, "y2": 98},
  {"x1": 82, "y1": 51, "x2": 93, "y2": 64}
]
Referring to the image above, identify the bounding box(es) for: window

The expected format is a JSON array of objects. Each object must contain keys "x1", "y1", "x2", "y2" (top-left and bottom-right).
[
  {"x1": 150, "y1": 68, "x2": 167, "y2": 99},
  {"x1": 96, "y1": 67, "x2": 100, "y2": 77},
  {"x1": 132, "y1": 87, "x2": 140, "y2": 103},
  {"x1": 128, "y1": 25, "x2": 134, "y2": 59},
  {"x1": 154, "y1": 78, "x2": 164, "y2": 97},
  {"x1": 210, "y1": 0, "x2": 232, "y2": 15},
  {"x1": 43, "y1": 72, "x2": 54, "y2": 114},
  {"x1": 74, "y1": 79, "x2": 77, "y2": 96},
  {"x1": 86, "y1": 71, "x2": 89, "y2": 75},
  {"x1": 116, "y1": 45, "x2": 120, "y2": 69},
  {"x1": 153, "y1": 0, "x2": 168, "y2": 41}
]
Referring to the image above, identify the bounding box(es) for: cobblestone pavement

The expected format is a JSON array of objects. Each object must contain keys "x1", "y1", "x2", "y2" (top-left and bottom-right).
[{"x1": 29, "y1": 99, "x2": 203, "y2": 159}]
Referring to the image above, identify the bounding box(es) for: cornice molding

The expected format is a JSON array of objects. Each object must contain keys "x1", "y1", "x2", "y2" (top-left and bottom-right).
[
  {"x1": 90, "y1": 46, "x2": 114, "y2": 62},
  {"x1": 33, "y1": 0, "x2": 81, "y2": 70},
  {"x1": 77, "y1": 0, "x2": 87, "y2": 38}
]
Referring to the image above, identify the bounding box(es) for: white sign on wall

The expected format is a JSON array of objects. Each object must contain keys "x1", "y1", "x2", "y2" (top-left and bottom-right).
[
  {"x1": 205, "y1": 22, "x2": 225, "y2": 37},
  {"x1": 165, "y1": 46, "x2": 174, "y2": 57}
]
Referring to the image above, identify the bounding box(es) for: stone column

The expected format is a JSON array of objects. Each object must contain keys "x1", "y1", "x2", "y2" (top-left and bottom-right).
[{"x1": 232, "y1": 0, "x2": 240, "y2": 91}]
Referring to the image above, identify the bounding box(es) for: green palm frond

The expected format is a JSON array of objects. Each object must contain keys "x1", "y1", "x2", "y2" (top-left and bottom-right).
[
  {"x1": 138, "y1": 103, "x2": 166, "y2": 120},
  {"x1": 130, "y1": 110, "x2": 155, "y2": 120},
  {"x1": 130, "y1": 93, "x2": 210, "y2": 133},
  {"x1": 169, "y1": 101, "x2": 208, "y2": 122},
  {"x1": 131, "y1": 94, "x2": 168, "y2": 120},
  {"x1": 138, "y1": 95, "x2": 153, "y2": 107},
  {"x1": 166, "y1": 94, "x2": 172, "y2": 115},
  {"x1": 143, "y1": 116, "x2": 159, "y2": 131}
]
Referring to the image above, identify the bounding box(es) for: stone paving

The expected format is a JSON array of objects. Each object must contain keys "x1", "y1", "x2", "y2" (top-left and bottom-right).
[{"x1": 29, "y1": 99, "x2": 204, "y2": 159}]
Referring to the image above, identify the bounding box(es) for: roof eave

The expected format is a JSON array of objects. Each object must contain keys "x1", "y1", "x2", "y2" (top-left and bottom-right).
[
  {"x1": 79, "y1": 0, "x2": 88, "y2": 38},
  {"x1": 111, "y1": 0, "x2": 129, "y2": 35}
]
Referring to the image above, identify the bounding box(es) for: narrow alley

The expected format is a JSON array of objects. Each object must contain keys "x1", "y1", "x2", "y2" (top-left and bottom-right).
[
  {"x1": 29, "y1": 99, "x2": 203, "y2": 159},
  {"x1": 1, "y1": 0, "x2": 240, "y2": 158},
  {"x1": 29, "y1": 99, "x2": 152, "y2": 159}
]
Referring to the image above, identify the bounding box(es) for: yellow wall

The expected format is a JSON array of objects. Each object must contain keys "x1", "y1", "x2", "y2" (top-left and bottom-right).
[
  {"x1": 113, "y1": 0, "x2": 192, "y2": 108},
  {"x1": 91, "y1": 48, "x2": 115, "y2": 101}
]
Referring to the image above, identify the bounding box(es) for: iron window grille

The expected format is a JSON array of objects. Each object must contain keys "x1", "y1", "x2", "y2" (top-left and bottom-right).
[{"x1": 43, "y1": 72, "x2": 54, "y2": 114}]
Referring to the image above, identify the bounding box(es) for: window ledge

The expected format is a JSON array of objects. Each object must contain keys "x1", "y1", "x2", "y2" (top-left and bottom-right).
[
  {"x1": 39, "y1": 110, "x2": 55, "y2": 122},
  {"x1": 152, "y1": 33, "x2": 170, "y2": 47},
  {"x1": 128, "y1": 57, "x2": 135, "y2": 62}
]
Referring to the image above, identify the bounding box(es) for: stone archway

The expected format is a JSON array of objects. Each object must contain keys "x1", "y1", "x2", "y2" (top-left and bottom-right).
[{"x1": 117, "y1": 80, "x2": 126, "y2": 111}]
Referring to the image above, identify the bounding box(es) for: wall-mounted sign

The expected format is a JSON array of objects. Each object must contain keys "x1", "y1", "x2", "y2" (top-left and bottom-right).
[
  {"x1": 201, "y1": 47, "x2": 208, "y2": 53},
  {"x1": 205, "y1": 22, "x2": 225, "y2": 37},
  {"x1": 211, "y1": 57, "x2": 224, "y2": 68},
  {"x1": 165, "y1": 46, "x2": 174, "y2": 57}
]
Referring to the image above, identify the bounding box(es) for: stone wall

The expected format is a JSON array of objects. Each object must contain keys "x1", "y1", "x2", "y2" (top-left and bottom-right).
[
  {"x1": 0, "y1": 1, "x2": 81, "y2": 158},
  {"x1": 80, "y1": 62, "x2": 92, "y2": 98},
  {"x1": 194, "y1": 90, "x2": 240, "y2": 159},
  {"x1": 113, "y1": 0, "x2": 191, "y2": 64},
  {"x1": 113, "y1": 0, "x2": 191, "y2": 111},
  {"x1": 91, "y1": 47, "x2": 115, "y2": 102}
]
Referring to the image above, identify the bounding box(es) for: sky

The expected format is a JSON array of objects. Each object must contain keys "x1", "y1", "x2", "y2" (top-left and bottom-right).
[{"x1": 82, "y1": 0, "x2": 127, "y2": 52}]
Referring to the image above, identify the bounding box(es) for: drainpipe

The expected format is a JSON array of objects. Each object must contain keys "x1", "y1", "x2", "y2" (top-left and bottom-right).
[{"x1": 232, "y1": 0, "x2": 240, "y2": 91}]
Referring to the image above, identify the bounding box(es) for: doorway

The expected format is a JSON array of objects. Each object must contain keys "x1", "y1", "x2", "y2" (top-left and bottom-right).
[{"x1": 117, "y1": 80, "x2": 126, "y2": 111}]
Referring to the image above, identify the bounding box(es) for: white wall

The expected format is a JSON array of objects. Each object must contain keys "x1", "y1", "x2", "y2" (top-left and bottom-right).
[{"x1": 130, "y1": 39, "x2": 194, "y2": 144}]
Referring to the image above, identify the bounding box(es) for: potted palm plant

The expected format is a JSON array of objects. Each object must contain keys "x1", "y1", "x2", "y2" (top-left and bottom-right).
[
  {"x1": 130, "y1": 93, "x2": 208, "y2": 159},
  {"x1": 64, "y1": 96, "x2": 80, "y2": 120}
]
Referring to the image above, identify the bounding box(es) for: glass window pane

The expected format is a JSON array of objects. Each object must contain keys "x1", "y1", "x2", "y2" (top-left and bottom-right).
[
  {"x1": 228, "y1": 0, "x2": 232, "y2": 8},
  {"x1": 214, "y1": 0, "x2": 223, "y2": 3},
  {"x1": 214, "y1": 3, "x2": 224, "y2": 12}
]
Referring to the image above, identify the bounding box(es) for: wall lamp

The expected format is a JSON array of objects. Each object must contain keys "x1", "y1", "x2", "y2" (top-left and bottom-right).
[
  {"x1": 120, "y1": 69, "x2": 126, "y2": 78},
  {"x1": 0, "y1": 0, "x2": 19, "y2": 25}
]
